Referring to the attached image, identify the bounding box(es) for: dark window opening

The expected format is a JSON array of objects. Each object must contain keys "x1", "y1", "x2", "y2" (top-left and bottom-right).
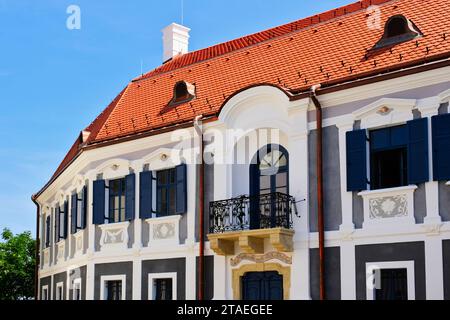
[
  {"x1": 386, "y1": 17, "x2": 408, "y2": 38},
  {"x1": 371, "y1": 148, "x2": 407, "y2": 190},
  {"x1": 157, "y1": 168, "x2": 177, "y2": 217},
  {"x1": 154, "y1": 278, "x2": 173, "y2": 300},
  {"x1": 370, "y1": 126, "x2": 408, "y2": 190},
  {"x1": 106, "y1": 280, "x2": 122, "y2": 301},
  {"x1": 374, "y1": 268, "x2": 408, "y2": 300},
  {"x1": 45, "y1": 216, "x2": 51, "y2": 248},
  {"x1": 108, "y1": 178, "x2": 126, "y2": 223},
  {"x1": 168, "y1": 81, "x2": 196, "y2": 107}
]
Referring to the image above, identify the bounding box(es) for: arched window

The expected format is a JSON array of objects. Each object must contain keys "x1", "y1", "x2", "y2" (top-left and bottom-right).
[{"x1": 249, "y1": 145, "x2": 290, "y2": 230}]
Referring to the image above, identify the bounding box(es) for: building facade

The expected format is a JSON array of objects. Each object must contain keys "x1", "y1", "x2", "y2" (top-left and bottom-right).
[{"x1": 33, "y1": 0, "x2": 450, "y2": 300}]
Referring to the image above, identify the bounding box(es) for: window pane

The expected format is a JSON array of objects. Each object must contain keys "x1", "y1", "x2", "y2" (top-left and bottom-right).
[
  {"x1": 260, "y1": 176, "x2": 270, "y2": 190},
  {"x1": 276, "y1": 173, "x2": 287, "y2": 188},
  {"x1": 168, "y1": 187, "x2": 176, "y2": 215}
]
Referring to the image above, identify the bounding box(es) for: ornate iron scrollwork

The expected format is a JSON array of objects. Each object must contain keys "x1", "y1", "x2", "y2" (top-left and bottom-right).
[{"x1": 209, "y1": 192, "x2": 297, "y2": 233}]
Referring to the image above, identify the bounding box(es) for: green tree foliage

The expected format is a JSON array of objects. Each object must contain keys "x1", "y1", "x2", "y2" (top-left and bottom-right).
[{"x1": 0, "y1": 228, "x2": 36, "y2": 300}]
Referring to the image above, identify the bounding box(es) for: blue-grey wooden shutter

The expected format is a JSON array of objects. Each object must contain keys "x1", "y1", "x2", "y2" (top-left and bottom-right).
[
  {"x1": 432, "y1": 113, "x2": 450, "y2": 181},
  {"x1": 139, "y1": 171, "x2": 153, "y2": 219},
  {"x1": 46, "y1": 216, "x2": 51, "y2": 247},
  {"x1": 125, "y1": 173, "x2": 136, "y2": 221},
  {"x1": 249, "y1": 163, "x2": 261, "y2": 230},
  {"x1": 54, "y1": 207, "x2": 59, "y2": 243},
  {"x1": 71, "y1": 193, "x2": 78, "y2": 234},
  {"x1": 175, "y1": 164, "x2": 187, "y2": 214},
  {"x1": 407, "y1": 118, "x2": 429, "y2": 184},
  {"x1": 93, "y1": 180, "x2": 106, "y2": 225},
  {"x1": 81, "y1": 186, "x2": 87, "y2": 229},
  {"x1": 63, "y1": 201, "x2": 68, "y2": 239},
  {"x1": 346, "y1": 129, "x2": 368, "y2": 191}
]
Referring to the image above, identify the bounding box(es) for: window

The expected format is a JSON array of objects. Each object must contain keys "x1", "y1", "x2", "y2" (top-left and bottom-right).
[
  {"x1": 346, "y1": 118, "x2": 429, "y2": 192},
  {"x1": 56, "y1": 282, "x2": 64, "y2": 300},
  {"x1": 374, "y1": 15, "x2": 422, "y2": 49},
  {"x1": 41, "y1": 286, "x2": 49, "y2": 300},
  {"x1": 366, "y1": 261, "x2": 415, "y2": 300},
  {"x1": 109, "y1": 179, "x2": 126, "y2": 223},
  {"x1": 375, "y1": 269, "x2": 408, "y2": 300},
  {"x1": 73, "y1": 279, "x2": 81, "y2": 300},
  {"x1": 101, "y1": 275, "x2": 126, "y2": 300},
  {"x1": 148, "y1": 273, "x2": 177, "y2": 300},
  {"x1": 71, "y1": 186, "x2": 87, "y2": 234},
  {"x1": 157, "y1": 168, "x2": 177, "y2": 217},
  {"x1": 106, "y1": 281, "x2": 122, "y2": 301},
  {"x1": 154, "y1": 279, "x2": 173, "y2": 300},
  {"x1": 55, "y1": 202, "x2": 68, "y2": 243},
  {"x1": 45, "y1": 216, "x2": 51, "y2": 248},
  {"x1": 369, "y1": 126, "x2": 408, "y2": 190}
]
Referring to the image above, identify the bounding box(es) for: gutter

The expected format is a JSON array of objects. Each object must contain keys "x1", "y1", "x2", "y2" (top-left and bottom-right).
[
  {"x1": 31, "y1": 195, "x2": 40, "y2": 300},
  {"x1": 309, "y1": 84, "x2": 325, "y2": 301},
  {"x1": 194, "y1": 115, "x2": 205, "y2": 300}
]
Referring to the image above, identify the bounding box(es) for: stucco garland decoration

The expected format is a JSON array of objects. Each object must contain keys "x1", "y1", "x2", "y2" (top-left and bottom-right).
[{"x1": 230, "y1": 251, "x2": 292, "y2": 267}]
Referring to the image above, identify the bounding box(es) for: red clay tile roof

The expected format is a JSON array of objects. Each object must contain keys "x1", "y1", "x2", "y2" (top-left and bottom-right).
[{"x1": 38, "y1": 0, "x2": 450, "y2": 196}]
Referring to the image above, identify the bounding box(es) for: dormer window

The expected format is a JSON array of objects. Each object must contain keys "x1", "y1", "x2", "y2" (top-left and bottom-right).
[
  {"x1": 170, "y1": 81, "x2": 195, "y2": 106},
  {"x1": 374, "y1": 15, "x2": 422, "y2": 49}
]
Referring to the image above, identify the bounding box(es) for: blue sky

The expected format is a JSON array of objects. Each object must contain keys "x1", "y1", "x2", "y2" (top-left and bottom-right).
[{"x1": 0, "y1": 0, "x2": 354, "y2": 236}]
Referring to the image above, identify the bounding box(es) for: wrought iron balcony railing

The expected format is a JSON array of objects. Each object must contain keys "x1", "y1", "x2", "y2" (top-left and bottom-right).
[{"x1": 209, "y1": 192, "x2": 298, "y2": 234}]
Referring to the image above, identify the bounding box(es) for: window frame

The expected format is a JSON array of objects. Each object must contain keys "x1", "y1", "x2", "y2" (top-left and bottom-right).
[
  {"x1": 108, "y1": 178, "x2": 127, "y2": 224},
  {"x1": 369, "y1": 125, "x2": 409, "y2": 190},
  {"x1": 55, "y1": 281, "x2": 64, "y2": 300},
  {"x1": 72, "y1": 278, "x2": 82, "y2": 301},
  {"x1": 100, "y1": 275, "x2": 126, "y2": 301},
  {"x1": 41, "y1": 285, "x2": 49, "y2": 301},
  {"x1": 366, "y1": 261, "x2": 415, "y2": 300},
  {"x1": 148, "y1": 272, "x2": 177, "y2": 300},
  {"x1": 156, "y1": 168, "x2": 177, "y2": 217}
]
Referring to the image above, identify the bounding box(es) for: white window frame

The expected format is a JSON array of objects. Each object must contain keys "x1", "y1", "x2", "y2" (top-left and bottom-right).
[
  {"x1": 41, "y1": 285, "x2": 49, "y2": 300},
  {"x1": 56, "y1": 282, "x2": 64, "y2": 300},
  {"x1": 100, "y1": 275, "x2": 126, "y2": 300},
  {"x1": 366, "y1": 261, "x2": 415, "y2": 300},
  {"x1": 148, "y1": 272, "x2": 177, "y2": 300},
  {"x1": 72, "y1": 278, "x2": 82, "y2": 300}
]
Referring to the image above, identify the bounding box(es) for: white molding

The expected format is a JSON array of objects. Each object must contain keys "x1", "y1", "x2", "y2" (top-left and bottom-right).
[
  {"x1": 146, "y1": 215, "x2": 182, "y2": 247},
  {"x1": 438, "y1": 88, "x2": 450, "y2": 103},
  {"x1": 358, "y1": 186, "x2": 418, "y2": 229},
  {"x1": 56, "y1": 281, "x2": 64, "y2": 300},
  {"x1": 95, "y1": 158, "x2": 131, "y2": 180},
  {"x1": 147, "y1": 272, "x2": 177, "y2": 300},
  {"x1": 41, "y1": 285, "x2": 49, "y2": 301},
  {"x1": 354, "y1": 98, "x2": 416, "y2": 130},
  {"x1": 100, "y1": 275, "x2": 126, "y2": 300},
  {"x1": 99, "y1": 221, "x2": 130, "y2": 252},
  {"x1": 73, "y1": 231, "x2": 84, "y2": 258},
  {"x1": 366, "y1": 261, "x2": 415, "y2": 300}
]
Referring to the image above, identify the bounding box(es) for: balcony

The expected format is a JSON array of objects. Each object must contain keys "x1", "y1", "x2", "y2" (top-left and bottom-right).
[{"x1": 208, "y1": 193, "x2": 297, "y2": 256}]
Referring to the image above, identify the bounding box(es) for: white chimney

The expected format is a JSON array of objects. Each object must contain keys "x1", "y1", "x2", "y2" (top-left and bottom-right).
[{"x1": 162, "y1": 23, "x2": 190, "y2": 62}]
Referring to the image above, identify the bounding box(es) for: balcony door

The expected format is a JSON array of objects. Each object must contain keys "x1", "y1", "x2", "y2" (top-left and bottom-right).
[{"x1": 249, "y1": 145, "x2": 289, "y2": 230}]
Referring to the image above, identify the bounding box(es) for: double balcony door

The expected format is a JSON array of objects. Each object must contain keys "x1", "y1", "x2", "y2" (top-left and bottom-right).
[
  {"x1": 250, "y1": 145, "x2": 289, "y2": 230},
  {"x1": 242, "y1": 271, "x2": 283, "y2": 300}
]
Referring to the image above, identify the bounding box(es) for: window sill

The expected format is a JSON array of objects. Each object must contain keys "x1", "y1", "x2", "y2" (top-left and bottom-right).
[
  {"x1": 358, "y1": 185, "x2": 417, "y2": 229},
  {"x1": 358, "y1": 185, "x2": 418, "y2": 197}
]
